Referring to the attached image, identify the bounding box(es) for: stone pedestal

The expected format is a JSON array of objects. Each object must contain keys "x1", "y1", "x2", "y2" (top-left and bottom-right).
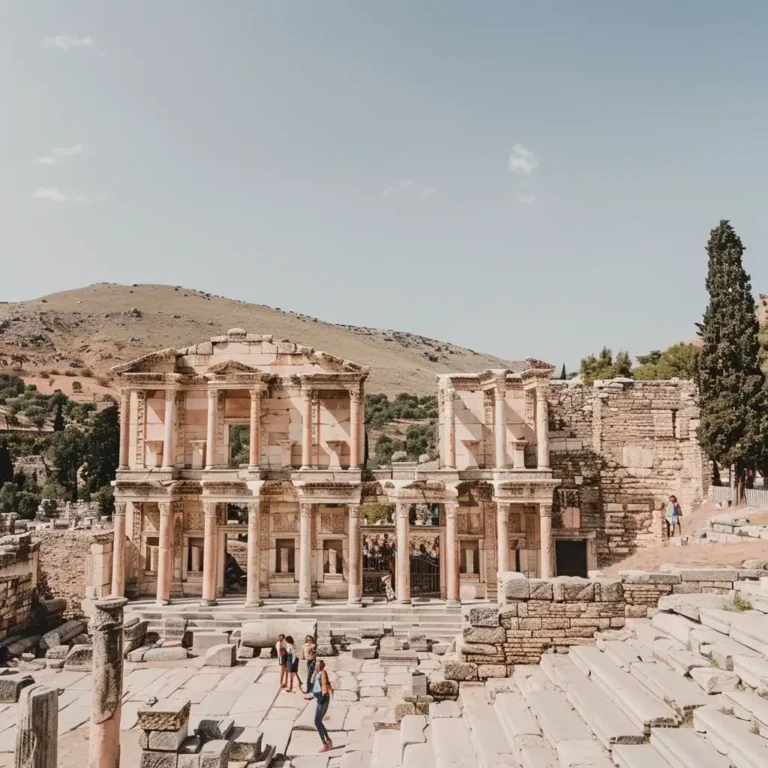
[
  {"x1": 88, "y1": 597, "x2": 128, "y2": 768},
  {"x1": 15, "y1": 684, "x2": 58, "y2": 768}
]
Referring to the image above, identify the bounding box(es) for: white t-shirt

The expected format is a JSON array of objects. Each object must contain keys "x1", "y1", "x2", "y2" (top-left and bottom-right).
[{"x1": 276, "y1": 640, "x2": 284, "y2": 658}]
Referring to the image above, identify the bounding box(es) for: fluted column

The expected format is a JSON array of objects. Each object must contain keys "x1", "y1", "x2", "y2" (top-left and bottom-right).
[
  {"x1": 444, "y1": 387, "x2": 456, "y2": 469},
  {"x1": 495, "y1": 377, "x2": 507, "y2": 469},
  {"x1": 205, "y1": 389, "x2": 218, "y2": 469},
  {"x1": 110, "y1": 502, "x2": 126, "y2": 597},
  {"x1": 245, "y1": 501, "x2": 261, "y2": 605},
  {"x1": 349, "y1": 389, "x2": 362, "y2": 469},
  {"x1": 540, "y1": 503, "x2": 553, "y2": 578},
  {"x1": 445, "y1": 502, "x2": 460, "y2": 605},
  {"x1": 496, "y1": 502, "x2": 510, "y2": 574},
  {"x1": 201, "y1": 502, "x2": 218, "y2": 605},
  {"x1": 249, "y1": 388, "x2": 261, "y2": 469},
  {"x1": 395, "y1": 502, "x2": 410, "y2": 603},
  {"x1": 118, "y1": 390, "x2": 130, "y2": 470},
  {"x1": 347, "y1": 504, "x2": 362, "y2": 604},
  {"x1": 162, "y1": 388, "x2": 176, "y2": 470},
  {"x1": 536, "y1": 386, "x2": 550, "y2": 470},
  {"x1": 301, "y1": 387, "x2": 313, "y2": 470},
  {"x1": 156, "y1": 502, "x2": 172, "y2": 604},
  {"x1": 298, "y1": 502, "x2": 313, "y2": 605}
]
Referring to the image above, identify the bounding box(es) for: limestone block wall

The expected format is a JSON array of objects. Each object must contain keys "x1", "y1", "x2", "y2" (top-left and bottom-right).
[
  {"x1": 548, "y1": 379, "x2": 710, "y2": 565},
  {"x1": 0, "y1": 533, "x2": 40, "y2": 642},
  {"x1": 447, "y1": 565, "x2": 755, "y2": 682}
]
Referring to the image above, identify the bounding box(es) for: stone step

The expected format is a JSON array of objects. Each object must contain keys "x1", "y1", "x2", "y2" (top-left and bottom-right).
[
  {"x1": 650, "y1": 728, "x2": 731, "y2": 768},
  {"x1": 525, "y1": 690, "x2": 594, "y2": 747},
  {"x1": 723, "y1": 689, "x2": 768, "y2": 731},
  {"x1": 517, "y1": 742, "x2": 557, "y2": 768},
  {"x1": 601, "y1": 640, "x2": 644, "y2": 671},
  {"x1": 493, "y1": 692, "x2": 541, "y2": 760},
  {"x1": 400, "y1": 715, "x2": 428, "y2": 764},
  {"x1": 694, "y1": 705, "x2": 768, "y2": 768},
  {"x1": 732, "y1": 654, "x2": 768, "y2": 689},
  {"x1": 629, "y1": 661, "x2": 711, "y2": 713},
  {"x1": 652, "y1": 637, "x2": 710, "y2": 676},
  {"x1": 403, "y1": 741, "x2": 435, "y2": 768},
  {"x1": 554, "y1": 741, "x2": 613, "y2": 768},
  {"x1": 613, "y1": 744, "x2": 673, "y2": 768},
  {"x1": 657, "y1": 594, "x2": 731, "y2": 621},
  {"x1": 689, "y1": 628, "x2": 760, "y2": 670},
  {"x1": 461, "y1": 701, "x2": 518, "y2": 768},
  {"x1": 371, "y1": 729, "x2": 401, "y2": 768},
  {"x1": 728, "y1": 614, "x2": 768, "y2": 659},
  {"x1": 512, "y1": 666, "x2": 555, "y2": 707},
  {"x1": 431, "y1": 717, "x2": 479, "y2": 768},
  {"x1": 650, "y1": 613, "x2": 700, "y2": 647},
  {"x1": 569, "y1": 646, "x2": 678, "y2": 733}
]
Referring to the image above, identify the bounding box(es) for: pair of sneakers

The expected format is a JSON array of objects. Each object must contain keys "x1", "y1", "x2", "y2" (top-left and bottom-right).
[{"x1": 319, "y1": 741, "x2": 334, "y2": 753}]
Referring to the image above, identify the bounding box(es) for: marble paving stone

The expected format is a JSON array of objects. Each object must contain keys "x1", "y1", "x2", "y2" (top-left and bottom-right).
[
  {"x1": 215, "y1": 667, "x2": 261, "y2": 692},
  {"x1": 259, "y1": 719, "x2": 294, "y2": 756},
  {"x1": 292, "y1": 756, "x2": 330, "y2": 768},
  {"x1": 343, "y1": 706, "x2": 376, "y2": 732},
  {"x1": 357, "y1": 674, "x2": 386, "y2": 687},
  {"x1": 58, "y1": 703, "x2": 91, "y2": 734},
  {"x1": 198, "y1": 690, "x2": 241, "y2": 715},
  {"x1": 157, "y1": 668, "x2": 198, "y2": 699},
  {"x1": 120, "y1": 700, "x2": 142, "y2": 730},
  {"x1": 295, "y1": 703, "x2": 348, "y2": 731},
  {"x1": 264, "y1": 707, "x2": 301, "y2": 721},
  {"x1": 360, "y1": 687, "x2": 386, "y2": 698},
  {"x1": 273, "y1": 692, "x2": 311, "y2": 710},
  {"x1": 0, "y1": 727, "x2": 16, "y2": 752},
  {"x1": 287, "y1": 730, "x2": 347, "y2": 757},
  {"x1": 0, "y1": 709, "x2": 18, "y2": 734},
  {"x1": 230, "y1": 683, "x2": 280, "y2": 714}
]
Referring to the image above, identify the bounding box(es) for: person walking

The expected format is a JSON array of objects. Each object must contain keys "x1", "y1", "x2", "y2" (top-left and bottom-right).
[
  {"x1": 311, "y1": 659, "x2": 334, "y2": 752},
  {"x1": 276, "y1": 633, "x2": 288, "y2": 689},
  {"x1": 666, "y1": 495, "x2": 683, "y2": 538},
  {"x1": 284, "y1": 635, "x2": 302, "y2": 692},
  {"x1": 302, "y1": 634, "x2": 317, "y2": 690}
]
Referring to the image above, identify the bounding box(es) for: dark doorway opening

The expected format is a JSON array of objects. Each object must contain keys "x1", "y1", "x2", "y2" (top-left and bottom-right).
[{"x1": 555, "y1": 539, "x2": 588, "y2": 578}]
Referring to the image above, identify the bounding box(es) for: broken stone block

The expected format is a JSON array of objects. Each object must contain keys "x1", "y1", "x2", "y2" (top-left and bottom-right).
[
  {"x1": 237, "y1": 644, "x2": 255, "y2": 659},
  {"x1": 258, "y1": 647, "x2": 272, "y2": 660},
  {"x1": 142, "y1": 647, "x2": 188, "y2": 662},
  {"x1": 192, "y1": 631, "x2": 230, "y2": 654},
  {"x1": 40, "y1": 619, "x2": 87, "y2": 650},
  {"x1": 64, "y1": 644, "x2": 93, "y2": 670},
  {"x1": 127, "y1": 644, "x2": 154, "y2": 662},
  {"x1": 431, "y1": 642, "x2": 449, "y2": 656},
  {"x1": 467, "y1": 605, "x2": 500, "y2": 627},
  {"x1": 137, "y1": 697, "x2": 191, "y2": 732},
  {"x1": 124, "y1": 619, "x2": 149, "y2": 654},
  {"x1": 443, "y1": 661, "x2": 477, "y2": 682},
  {"x1": 203, "y1": 644, "x2": 235, "y2": 667},
  {"x1": 196, "y1": 717, "x2": 234, "y2": 741},
  {"x1": 143, "y1": 726, "x2": 189, "y2": 752},
  {"x1": 45, "y1": 645, "x2": 68, "y2": 660},
  {"x1": 690, "y1": 667, "x2": 740, "y2": 694},
  {"x1": 227, "y1": 726, "x2": 264, "y2": 761},
  {"x1": 0, "y1": 672, "x2": 34, "y2": 703},
  {"x1": 462, "y1": 627, "x2": 505, "y2": 645},
  {"x1": 199, "y1": 739, "x2": 230, "y2": 768},
  {"x1": 140, "y1": 751, "x2": 177, "y2": 768},
  {"x1": 499, "y1": 572, "x2": 529, "y2": 601},
  {"x1": 351, "y1": 643, "x2": 376, "y2": 659},
  {"x1": 394, "y1": 701, "x2": 417, "y2": 721}
]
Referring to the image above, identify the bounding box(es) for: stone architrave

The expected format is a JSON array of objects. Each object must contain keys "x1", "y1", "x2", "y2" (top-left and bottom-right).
[
  {"x1": 347, "y1": 503, "x2": 362, "y2": 604},
  {"x1": 396, "y1": 502, "x2": 411, "y2": 603},
  {"x1": 111, "y1": 502, "x2": 126, "y2": 597},
  {"x1": 15, "y1": 684, "x2": 58, "y2": 768},
  {"x1": 201, "y1": 502, "x2": 218, "y2": 605},
  {"x1": 88, "y1": 597, "x2": 128, "y2": 768},
  {"x1": 539, "y1": 504, "x2": 553, "y2": 579},
  {"x1": 298, "y1": 502, "x2": 313, "y2": 605},
  {"x1": 445, "y1": 502, "x2": 459, "y2": 605},
  {"x1": 246, "y1": 500, "x2": 261, "y2": 606}
]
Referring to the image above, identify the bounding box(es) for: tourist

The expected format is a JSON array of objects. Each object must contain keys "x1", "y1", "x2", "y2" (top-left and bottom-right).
[
  {"x1": 276, "y1": 633, "x2": 288, "y2": 689},
  {"x1": 302, "y1": 634, "x2": 317, "y2": 688},
  {"x1": 284, "y1": 635, "x2": 302, "y2": 692},
  {"x1": 311, "y1": 659, "x2": 334, "y2": 752},
  {"x1": 666, "y1": 495, "x2": 683, "y2": 538}
]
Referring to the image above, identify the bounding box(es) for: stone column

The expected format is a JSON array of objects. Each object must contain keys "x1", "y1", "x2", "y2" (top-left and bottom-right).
[
  {"x1": 496, "y1": 502, "x2": 510, "y2": 573},
  {"x1": 298, "y1": 502, "x2": 313, "y2": 605},
  {"x1": 445, "y1": 502, "x2": 460, "y2": 605},
  {"x1": 156, "y1": 502, "x2": 172, "y2": 604},
  {"x1": 162, "y1": 388, "x2": 176, "y2": 470},
  {"x1": 349, "y1": 389, "x2": 362, "y2": 469},
  {"x1": 495, "y1": 377, "x2": 507, "y2": 469},
  {"x1": 444, "y1": 388, "x2": 456, "y2": 469},
  {"x1": 347, "y1": 503, "x2": 362, "y2": 604},
  {"x1": 15, "y1": 684, "x2": 58, "y2": 768},
  {"x1": 536, "y1": 386, "x2": 550, "y2": 470},
  {"x1": 201, "y1": 502, "x2": 218, "y2": 605},
  {"x1": 246, "y1": 500, "x2": 261, "y2": 606},
  {"x1": 539, "y1": 503, "x2": 553, "y2": 579},
  {"x1": 111, "y1": 502, "x2": 126, "y2": 597},
  {"x1": 118, "y1": 390, "x2": 130, "y2": 470},
  {"x1": 249, "y1": 388, "x2": 261, "y2": 469},
  {"x1": 88, "y1": 597, "x2": 127, "y2": 768},
  {"x1": 191, "y1": 546, "x2": 202, "y2": 573},
  {"x1": 301, "y1": 387, "x2": 313, "y2": 470},
  {"x1": 395, "y1": 502, "x2": 410, "y2": 603},
  {"x1": 205, "y1": 389, "x2": 218, "y2": 469}
]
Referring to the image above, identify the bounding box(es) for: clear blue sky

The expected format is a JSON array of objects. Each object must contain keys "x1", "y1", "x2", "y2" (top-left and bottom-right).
[{"x1": 2, "y1": 1, "x2": 767, "y2": 369}]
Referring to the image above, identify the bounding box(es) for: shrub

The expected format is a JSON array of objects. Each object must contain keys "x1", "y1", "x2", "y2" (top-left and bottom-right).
[
  {"x1": 64, "y1": 370, "x2": 76, "y2": 377},
  {"x1": 81, "y1": 368, "x2": 93, "y2": 378},
  {"x1": 71, "y1": 381, "x2": 82, "y2": 393}
]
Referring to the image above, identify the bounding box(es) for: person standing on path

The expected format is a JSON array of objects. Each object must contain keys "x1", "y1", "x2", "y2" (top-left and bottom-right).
[
  {"x1": 312, "y1": 659, "x2": 334, "y2": 752},
  {"x1": 302, "y1": 634, "x2": 317, "y2": 690},
  {"x1": 666, "y1": 495, "x2": 683, "y2": 538},
  {"x1": 284, "y1": 635, "x2": 302, "y2": 692},
  {"x1": 276, "y1": 633, "x2": 288, "y2": 689}
]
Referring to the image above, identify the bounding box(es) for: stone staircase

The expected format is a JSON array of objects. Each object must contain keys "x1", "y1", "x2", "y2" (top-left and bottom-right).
[
  {"x1": 124, "y1": 598, "x2": 463, "y2": 644},
  {"x1": 356, "y1": 579, "x2": 768, "y2": 768}
]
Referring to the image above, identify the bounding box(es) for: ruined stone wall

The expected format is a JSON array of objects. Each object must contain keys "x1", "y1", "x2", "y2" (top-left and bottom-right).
[
  {"x1": 548, "y1": 379, "x2": 710, "y2": 566},
  {"x1": 446, "y1": 564, "x2": 761, "y2": 682},
  {"x1": 0, "y1": 533, "x2": 39, "y2": 643}
]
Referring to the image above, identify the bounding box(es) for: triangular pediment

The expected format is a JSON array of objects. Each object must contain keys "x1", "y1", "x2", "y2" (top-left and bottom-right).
[
  {"x1": 206, "y1": 359, "x2": 263, "y2": 375},
  {"x1": 112, "y1": 348, "x2": 177, "y2": 374}
]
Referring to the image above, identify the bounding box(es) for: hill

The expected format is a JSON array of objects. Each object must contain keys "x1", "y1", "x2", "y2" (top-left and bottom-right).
[{"x1": 0, "y1": 283, "x2": 519, "y2": 395}]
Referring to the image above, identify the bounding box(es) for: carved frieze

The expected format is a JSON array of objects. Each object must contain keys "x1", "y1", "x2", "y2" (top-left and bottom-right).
[
  {"x1": 272, "y1": 513, "x2": 299, "y2": 533},
  {"x1": 320, "y1": 509, "x2": 346, "y2": 534}
]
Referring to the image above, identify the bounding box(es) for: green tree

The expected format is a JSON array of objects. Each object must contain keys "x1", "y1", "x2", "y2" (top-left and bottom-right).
[
  {"x1": 51, "y1": 392, "x2": 67, "y2": 431},
  {"x1": 696, "y1": 220, "x2": 767, "y2": 499},
  {"x1": 634, "y1": 343, "x2": 699, "y2": 380},
  {"x1": 579, "y1": 347, "x2": 632, "y2": 386},
  {"x1": 0, "y1": 482, "x2": 17, "y2": 515},
  {"x1": 0, "y1": 441, "x2": 13, "y2": 486},
  {"x1": 81, "y1": 405, "x2": 119, "y2": 493},
  {"x1": 47, "y1": 429, "x2": 85, "y2": 502},
  {"x1": 559, "y1": 364, "x2": 567, "y2": 380}
]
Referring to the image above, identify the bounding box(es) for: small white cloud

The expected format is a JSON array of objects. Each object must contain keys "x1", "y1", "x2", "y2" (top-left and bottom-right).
[
  {"x1": 509, "y1": 144, "x2": 539, "y2": 176},
  {"x1": 45, "y1": 35, "x2": 94, "y2": 52},
  {"x1": 381, "y1": 185, "x2": 394, "y2": 198},
  {"x1": 517, "y1": 195, "x2": 538, "y2": 204},
  {"x1": 37, "y1": 144, "x2": 85, "y2": 166},
  {"x1": 422, "y1": 188, "x2": 438, "y2": 197},
  {"x1": 32, "y1": 187, "x2": 68, "y2": 202}
]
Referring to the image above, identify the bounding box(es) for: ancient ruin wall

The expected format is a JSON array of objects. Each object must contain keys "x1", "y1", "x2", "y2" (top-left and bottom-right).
[
  {"x1": 548, "y1": 379, "x2": 710, "y2": 565},
  {"x1": 0, "y1": 534, "x2": 39, "y2": 643}
]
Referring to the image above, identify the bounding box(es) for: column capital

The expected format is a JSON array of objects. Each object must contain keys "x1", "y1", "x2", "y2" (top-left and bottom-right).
[
  {"x1": 349, "y1": 387, "x2": 363, "y2": 404},
  {"x1": 444, "y1": 502, "x2": 459, "y2": 520},
  {"x1": 299, "y1": 501, "x2": 314, "y2": 517},
  {"x1": 207, "y1": 387, "x2": 220, "y2": 401},
  {"x1": 395, "y1": 502, "x2": 411, "y2": 518},
  {"x1": 250, "y1": 386, "x2": 264, "y2": 399},
  {"x1": 158, "y1": 501, "x2": 172, "y2": 516},
  {"x1": 114, "y1": 501, "x2": 127, "y2": 517},
  {"x1": 164, "y1": 387, "x2": 177, "y2": 402},
  {"x1": 203, "y1": 501, "x2": 218, "y2": 518},
  {"x1": 539, "y1": 503, "x2": 553, "y2": 518},
  {"x1": 247, "y1": 499, "x2": 261, "y2": 511},
  {"x1": 495, "y1": 374, "x2": 507, "y2": 391},
  {"x1": 347, "y1": 503, "x2": 361, "y2": 519}
]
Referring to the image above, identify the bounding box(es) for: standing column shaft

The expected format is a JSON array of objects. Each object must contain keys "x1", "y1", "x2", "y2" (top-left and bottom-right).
[
  {"x1": 495, "y1": 379, "x2": 507, "y2": 469},
  {"x1": 201, "y1": 502, "x2": 218, "y2": 605},
  {"x1": 118, "y1": 391, "x2": 130, "y2": 469},
  {"x1": 88, "y1": 597, "x2": 127, "y2": 768},
  {"x1": 445, "y1": 388, "x2": 456, "y2": 469},
  {"x1": 111, "y1": 503, "x2": 126, "y2": 597},
  {"x1": 540, "y1": 503, "x2": 553, "y2": 578},
  {"x1": 445, "y1": 503, "x2": 459, "y2": 604},
  {"x1": 246, "y1": 501, "x2": 261, "y2": 605},
  {"x1": 301, "y1": 388, "x2": 313, "y2": 469},
  {"x1": 156, "y1": 503, "x2": 172, "y2": 604},
  {"x1": 16, "y1": 684, "x2": 58, "y2": 768},
  {"x1": 162, "y1": 389, "x2": 176, "y2": 470},
  {"x1": 496, "y1": 503, "x2": 510, "y2": 573},
  {"x1": 349, "y1": 390, "x2": 362, "y2": 469},
  {"x1": 347, "y1": 504, "x2": 362, "y2": 603},
  {"x1": 205, "y1": 389, "x2": 218, "y2": 469},
  {"x1": 298, "y1": 503, "x2": 313, "y2": 605},
  {"x1": 249, "y1": 388, "x2": 261, "y2": 468},
  {"x1": 536, "y1": 386, "x2": 550, "y2": 470},
  {"x1": 395, "y1": 503, "x2": 410, "y2": 603}
]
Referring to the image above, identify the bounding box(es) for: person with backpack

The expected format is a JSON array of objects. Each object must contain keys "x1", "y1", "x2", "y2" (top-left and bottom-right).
[{"x1": 311, "y1": 659, "x2": 334, "y2": 752}]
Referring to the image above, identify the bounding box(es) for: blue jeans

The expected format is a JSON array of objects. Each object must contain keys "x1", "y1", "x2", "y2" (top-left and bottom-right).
[
  {"x1": 314, "y1": 692, "x2": 330, "y2": 743},
  {"x1": 307, "y1": 660, "x2": 316, "y2": 686}
]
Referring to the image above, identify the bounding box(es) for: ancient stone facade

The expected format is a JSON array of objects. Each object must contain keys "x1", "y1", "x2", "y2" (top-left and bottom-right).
[{"x1": 0, "y1": 533, "x2": 39, "y2": 643}]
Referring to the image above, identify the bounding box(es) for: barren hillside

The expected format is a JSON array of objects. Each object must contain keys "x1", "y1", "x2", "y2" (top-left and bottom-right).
[{"x1": 0, "y1": 283, "x2": 519, "y2": 395}]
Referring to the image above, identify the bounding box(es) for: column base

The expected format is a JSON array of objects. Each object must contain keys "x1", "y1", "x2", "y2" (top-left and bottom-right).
[
  {"x1": 347, "y1": 598, "x2": 363, "y2": 606},
  {"x1": 244, "y1": 600, "x2": 263, "y2": 608},
  {"x1": 155, "y1": 597, "x2": 170, "y2": 606},
  {"x1": 296, "y1": 598, "x2": 314, "y2": 608},
  {"x1": 446, "y1": 599, "x2": 461, "y2": 607},
  {"x1": 396, "y1": 599, "x2": 411, "y2": 605},
  {"x1": 200, "y1": 598, "x2": 218, "y2": 607},
  {"x1": 299, "y1": 465, "x2": 311, "y2": 471}
]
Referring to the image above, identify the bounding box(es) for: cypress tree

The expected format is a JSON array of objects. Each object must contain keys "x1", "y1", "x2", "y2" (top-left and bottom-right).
[
  {"x1": 559, "y1": 364, "x2": 567, "y2": 380},
  {"x1": 696, "y1": 220, "x2": 766, "y2": 499}
]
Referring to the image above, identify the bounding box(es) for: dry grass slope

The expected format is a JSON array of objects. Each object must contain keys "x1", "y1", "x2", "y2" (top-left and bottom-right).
[{"x1": 0, "y1": 283, "x2": 517, "y2": 395}]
